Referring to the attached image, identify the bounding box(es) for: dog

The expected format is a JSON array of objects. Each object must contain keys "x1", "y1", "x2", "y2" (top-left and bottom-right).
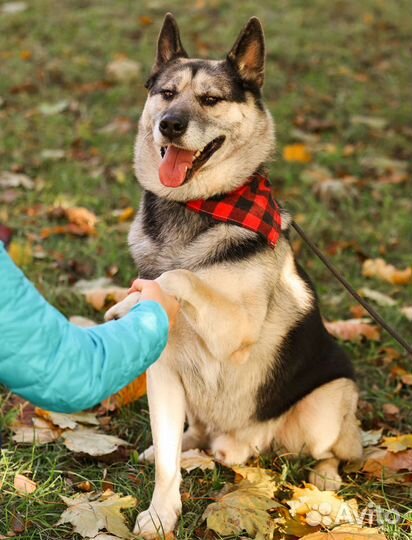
[{"x1": 105, "y1": 13, "x2": 363, "y2": 538}]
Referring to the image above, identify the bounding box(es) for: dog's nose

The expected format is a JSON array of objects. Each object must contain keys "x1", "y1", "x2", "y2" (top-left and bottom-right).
[{"x1": 159, "y1": 114, "x2": 188, "y2": 139}]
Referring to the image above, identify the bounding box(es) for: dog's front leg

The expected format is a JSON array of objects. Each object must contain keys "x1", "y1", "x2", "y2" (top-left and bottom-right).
[
  {"x1": 134, "y1": 355, "x2": 185, "y2": 538},
  {"x1": 156, "y1": 269, "x2": 265, "y2": 364}
]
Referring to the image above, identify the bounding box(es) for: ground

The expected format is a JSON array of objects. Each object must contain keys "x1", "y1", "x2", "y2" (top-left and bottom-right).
[{"x1": 0, "y1": 1, "x2": 411, "y2": 539}]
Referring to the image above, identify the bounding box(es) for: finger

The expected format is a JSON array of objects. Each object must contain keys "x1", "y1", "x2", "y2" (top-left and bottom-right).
[{"x1": 129, "y1": 278, "x2": 154, "y2": 293}]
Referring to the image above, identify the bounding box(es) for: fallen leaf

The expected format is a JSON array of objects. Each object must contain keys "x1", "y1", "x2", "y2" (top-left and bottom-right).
[
  {"x1": 12, "y1": 417, "x2": 60, "y2": 445},
  {"x1": 362, "y1": 258, "x2": 412, "y2": 285},
  {"x1": 324, "y1": 319, "x2": 380, "y2": 342},
  {"x1": 381, "y1": 434, "x2": 412, "y2": 453},
  {"x1": 65, "y1": 207, "x2": 97, "y2": 232},
  {"x1": 106, "y1": 57, "x2": 141, "y2": 83},
  {"x1": 358, "y1": 288, "x2": 397, "y2": 307},
  {"x1": 203, "y1": 465, "x2": 280, "y2": 539},
  {"x1": 41, "y1": 223, "x2": 95, "y2": 239},
  {"x1": 0, "y1": 171, "x2": 34, "y2": 189},
  {"x1": 36, "y1": 409, "x2": 99, "y2": 430},
  {"x1": 41, "y1": 149, "x2": 65, "y2": 160},
  {"x1": 8, "y1": 241, "x2": 33, "y2": 266},
  {"x1": 1, "y1": 2, "x2": 27, "y2": 14},
  {"x1": 283, "y1": 144, "x2": 312, "y2": 163},
  {"x1": 401, "y1": 373, "x2": 412, "y2": 386},
  {"x1": 350, "y1": 115, "x2": 387, "y2": 129},
  {"x1": 285, "y1": 483, "x2": 358, "y2": 528},
  {"x1": 360, "y1": 156, "x2": 408, "y2": 173},
  {"x1": 180, "y1": 449, "x2": 215, "y2": 472},
  {"x1": 62, "y1": 429, "x2": 130, "y2": 456},
  {"x1": 300, "y1": 524, "x2": 387, "y2": 539},
  {"x1": 361, "y1": 429, "x2": 383, "y2": 447},
  {"x1": 400, "y1": 306, "x2": 412, "y2": 321},
  {"x1": 14, "y1": 474, "x2": 37, "y2": 495},
  {"x1": 203, "y1": 480, "x2": 278, "y2": 539},
  {"x1": 382, "y1": 403, "x2": 400, "y2": 416},
  {"x1": 57, "y1": 490, "x2": 136, "y2": 539},
  {"x1": 0, "y1": 223, "x2": 13, "y2": 246},
  {"x1": 11, "y1": 511, "x2": 26, "y2": 534},
  {"x1": 38, "y1": 100, "x2": 69, "y2": 115},
  {"x1": 118, "y1": 207, "x2": 135, "y2": 222},
  {"x1": 362, "y1": 447, "x2": 412, "y2": 482},
  {"x1": 74, "y1": 278, "x2": 129, "y2": 311}
]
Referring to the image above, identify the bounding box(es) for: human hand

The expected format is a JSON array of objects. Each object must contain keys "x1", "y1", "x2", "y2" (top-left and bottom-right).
[{"x1": 128, "y1": 278, "x2": 180, "y2": 326}]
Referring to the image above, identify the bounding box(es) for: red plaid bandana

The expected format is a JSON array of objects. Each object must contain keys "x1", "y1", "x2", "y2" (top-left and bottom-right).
[{"x1": 186, "y1": 173, "x2": 282, "y2": 248}]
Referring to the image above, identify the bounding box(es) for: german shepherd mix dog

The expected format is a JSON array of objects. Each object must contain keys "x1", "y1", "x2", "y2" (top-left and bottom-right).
[{"x1": 106, "y1": 14, "x2": 362, "y2": 538}]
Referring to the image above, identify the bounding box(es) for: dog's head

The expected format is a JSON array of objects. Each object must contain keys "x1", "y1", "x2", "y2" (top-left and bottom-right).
[{"x1": 135, "y1": 13, "x2": 275, "y2": 201}]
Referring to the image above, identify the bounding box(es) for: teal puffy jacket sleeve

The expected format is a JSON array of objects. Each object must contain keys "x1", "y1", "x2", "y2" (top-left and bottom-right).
[{"x1": 0, "y1": 241, "x2": 169, "y2": 412}]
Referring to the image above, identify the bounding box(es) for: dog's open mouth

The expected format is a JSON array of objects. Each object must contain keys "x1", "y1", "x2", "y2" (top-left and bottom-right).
[{"x1": 158, "y1": 136, "x2": 225, "y2": 188}]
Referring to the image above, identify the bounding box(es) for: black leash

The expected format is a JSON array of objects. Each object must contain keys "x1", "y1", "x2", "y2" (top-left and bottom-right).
[{"x1": 292, "y1": 221, "x2": 412, "y2": 356}]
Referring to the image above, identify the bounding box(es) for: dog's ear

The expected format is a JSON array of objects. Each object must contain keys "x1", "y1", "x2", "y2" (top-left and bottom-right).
[
  {"x1": 155, "y1": 13, "x2": 188, "y2": 68},
  {"x1": 227, "y1": 17, "x2": 265, "y2": 87}
]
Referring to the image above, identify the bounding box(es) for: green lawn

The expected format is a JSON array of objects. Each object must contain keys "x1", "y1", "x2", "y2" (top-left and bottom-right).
[{"x1": 0, "y1": 1, "x2": 411, "y2": 538}]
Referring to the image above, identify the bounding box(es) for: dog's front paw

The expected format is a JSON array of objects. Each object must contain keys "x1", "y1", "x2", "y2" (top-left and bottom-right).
[
  {"x1": 133, "y1": 504, "x2": 180, "y2": 539},
  {"x1": 138, "y1": 444, "x2": 155, "y2": 463},
  {"x1": 155, "y1": 269, "x2": 193, "y2": 299},
  {"x1": 104, "y1": 291, "x2": 140, "y2": 321}
]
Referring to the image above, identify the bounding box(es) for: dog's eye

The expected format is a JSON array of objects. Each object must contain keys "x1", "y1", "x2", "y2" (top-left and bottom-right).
[
  {"x1": 160, "y1": 89, "x2": 176, "y2": 101},
  {"x1": 200, "y1": 95, "x2": 222, "y2": 107}
]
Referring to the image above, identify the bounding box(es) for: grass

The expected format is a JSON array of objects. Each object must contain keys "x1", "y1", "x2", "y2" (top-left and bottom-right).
[{"x1": 0, "y1": 0, "x2": 411, "y2": 538}]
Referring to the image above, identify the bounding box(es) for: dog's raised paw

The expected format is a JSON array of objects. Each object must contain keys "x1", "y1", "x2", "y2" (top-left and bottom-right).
[{"x1": 133, "y1": 505, "x2": 179, "y2": 539}]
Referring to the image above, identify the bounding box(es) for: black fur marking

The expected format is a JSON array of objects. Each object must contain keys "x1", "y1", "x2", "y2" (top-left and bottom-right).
[
  {"x1": 206, "y1": 233, "x2": 268, "y2": 266},
  {"x1": 255, "y1": 266, "x2": 355, "y2": 421},
  {"x1": 141, "y1": 190, "x2": 269, "y2": 268}
]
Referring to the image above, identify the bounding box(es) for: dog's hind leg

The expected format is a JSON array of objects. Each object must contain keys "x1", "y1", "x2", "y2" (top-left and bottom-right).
[
  {"x1": 275, "y1": 378, "x2": 362, "y2": 491},
  {"x1": 134, "y1": 355, "x2": 185, "y2": 539}
]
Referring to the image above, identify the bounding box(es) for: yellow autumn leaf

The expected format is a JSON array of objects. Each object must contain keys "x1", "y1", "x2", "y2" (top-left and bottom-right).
[
  {"x1": 61, "y1": 428, "x2": 130, "y2": 456},
  {"x1": 362, "y1": 258, "x2": 412, "y2": 285},
  {"x1": 180, "y1": 449, "x2": 215, "y2": 472},
  {"x1": 286, "y1": 483, "x2": 358, "y2": 528},
  {"x1": 57, "y1": 490, "x2": 136, "y2": 539},
  {"x1": 381, "y1": 434, "x2": 412, "y2": 453},
  {"x1": 283, "y1": 144, "x2": 312, "y2": 163},
  {"x1": 300, "y1": 524, "x2": 388, "y2": 539},
  {"x1": 8, "y1": 241, "x2": 33, "y2": 266}
]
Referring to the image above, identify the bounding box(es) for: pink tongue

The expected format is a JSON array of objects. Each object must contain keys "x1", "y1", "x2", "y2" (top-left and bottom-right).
[{"x1": 159, "y1": 145, "x2": 195, "y2": 188}]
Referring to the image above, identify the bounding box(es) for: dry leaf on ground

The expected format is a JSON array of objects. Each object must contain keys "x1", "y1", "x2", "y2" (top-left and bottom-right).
[
  {"x1": 358, "y1": 288, "x2": 397, "y2": 307},
  {"x1": 57, "y1": 490, "x2": 136, "y2": 539},
  {"x1": 381, "y1": 434, "x2": 412, "y2": 453},
  {"x1": 0, "y1": 171, "x2": 34, "y2": 189},
  {"x1": 362, "y1": 258, "x2": 412, "y2": 285},
  {"x1": 14, "y1": 473, "x2": 37, "y2": 495},
  {"x1": 361, "y1": 429, "x2": 383, "y2": 447},
  {"x1": 8, "y1": 241, "x2": 33, "y2": 266},
  {"x1": 102, "y1": 374, "x2": 147, "y2": 412},
  {"x1": 62, "y1": 429, "x2": 130, "y2": 456},
  {"x1": 180, "y1": 449, "x2": 215, "y2": 472},
  {"x1": 203, "y1": 480, "x2": 278, "y2": 540},
  {"x1": 12, "y1": 417, "x2": 60, "y2": 445},
  {"x1": 285, "y1": 483, "x2": 358, "y2": 528},
  {"x1": 400, "y1": 306, "x2": 412, "y2": 321},
  {"x1": 362, "y1": 447, "x2": 412, "y2": 482},
  {"x1": 74, "y1": 278, "x2": 129, "y2": 311},
  {"x1": 283, "y1": 144, "x2": 312, "y2": 163},
  {"x1": 300, "y1": 524, "x2": 388, "y2": 539},
  {"x1": 324, "y1": 319, "x2": 380, "y2": 342},
  {"x1": 36, "y1": 409, "x2": 99, "y2": 430}
]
